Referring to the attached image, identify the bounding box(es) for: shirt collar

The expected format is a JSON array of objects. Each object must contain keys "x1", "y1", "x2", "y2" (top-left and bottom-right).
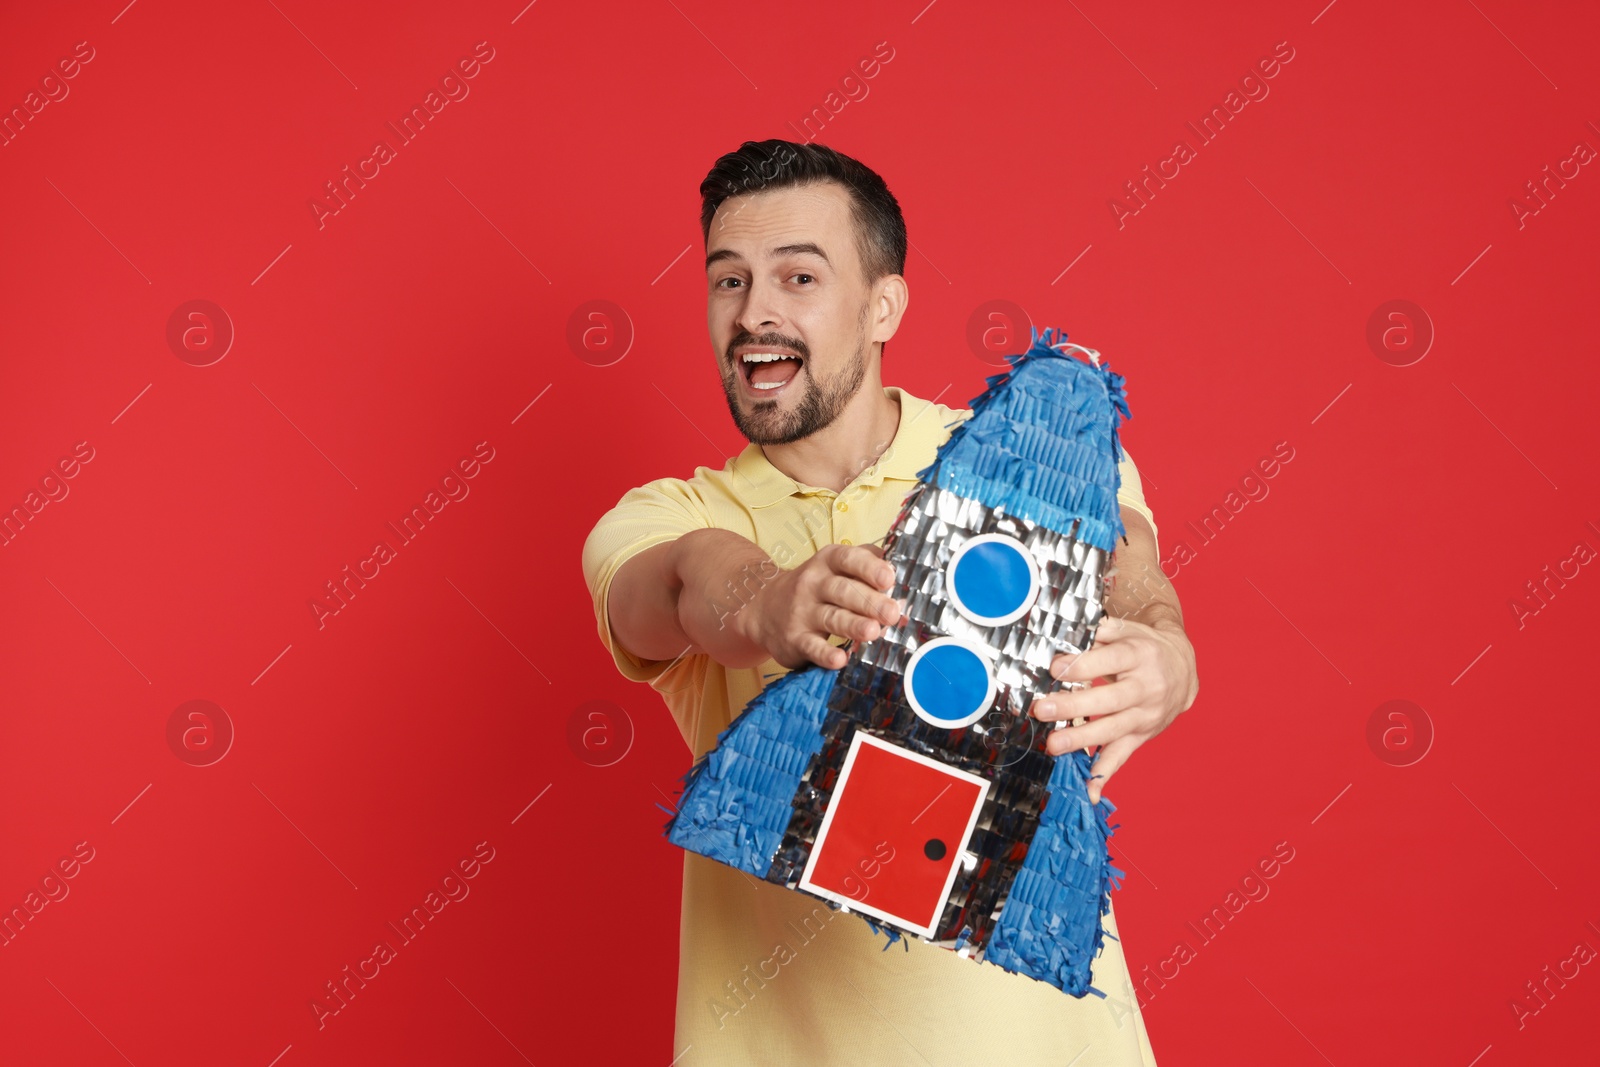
[{"x1": 727, "y1": 386, "x2": 971, "y2": 509}]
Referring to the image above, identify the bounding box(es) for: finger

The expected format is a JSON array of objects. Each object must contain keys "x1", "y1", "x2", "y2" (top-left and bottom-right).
[
  {"x1": 1090, "y1": 614, "x2": 1138, "y2": 642},
  {"x1": 1032, "y1": 680, "x2": 1137, "y2": 722},
  {"x1": 1043, "y1": 711, "x2": 1129, "y2": 755},
  {"x1": 1050, "y1": 641, "x2": 1136, "y2": 683},
  {"x1": 1086, "y1": 735, "x2": 1140, "y2": 803},
  {"x1": 798, "y1": 632, "x2": 848, "y2": 670},
  {"x1": 816, "y1": 602, "x2": 884, "y2": 644},
  {"x1": 821, "y1": 573, "x2": 900, "y2": 626},
  {"x1": 1047, "y1": 628, "x2": 1130, "y2": 680},
  {"x1": 829, "y1": 544, "x2": 897, "y2": 592}
]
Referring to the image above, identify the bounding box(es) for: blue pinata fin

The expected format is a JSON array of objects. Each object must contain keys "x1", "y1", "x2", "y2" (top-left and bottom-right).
[{"x1": 664, "y1": 664, "x2": 838, "y2": 876}]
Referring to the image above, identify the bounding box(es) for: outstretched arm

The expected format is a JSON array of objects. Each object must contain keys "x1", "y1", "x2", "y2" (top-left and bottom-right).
[
  {"x1": 607, "y1": 531, "x2": 904, "y2": 672},
  {"x1": 1028, "y1": 507, "x2": 1200, "y2": 801}
]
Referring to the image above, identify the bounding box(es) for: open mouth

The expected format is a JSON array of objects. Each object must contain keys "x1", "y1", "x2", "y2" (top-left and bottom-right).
[{"x1": 738, "y1": 350, "x2": 804, "y2": 394}]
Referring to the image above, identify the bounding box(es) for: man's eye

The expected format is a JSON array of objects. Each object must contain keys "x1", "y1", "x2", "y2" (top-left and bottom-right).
[
  {"x1": 715, "y1": 278, "x2": 743, "y2": 289},
  {"x1": 792, "y1": 274, "x2": 815, "y2": 285}
]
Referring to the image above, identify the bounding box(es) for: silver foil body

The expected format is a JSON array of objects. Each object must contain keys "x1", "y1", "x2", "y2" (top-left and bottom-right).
[{"x1": 764, "y1": 482, "x2": 1114, "y2": 955}]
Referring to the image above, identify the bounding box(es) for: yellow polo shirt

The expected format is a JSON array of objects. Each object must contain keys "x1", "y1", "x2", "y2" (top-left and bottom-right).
[{"x1": 582, "y1": 385, "x2": 1161, "y2": 1066}]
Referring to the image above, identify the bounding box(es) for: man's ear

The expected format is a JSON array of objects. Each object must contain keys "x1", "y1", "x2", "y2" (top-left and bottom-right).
[{"x1": 871, "y1": 274, "x2": 909, "y2": 345}]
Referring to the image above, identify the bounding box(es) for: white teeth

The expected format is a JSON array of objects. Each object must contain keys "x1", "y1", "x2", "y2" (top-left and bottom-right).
[{"x1": 741, "y1": 350, "x2": 799, "y2": 392}]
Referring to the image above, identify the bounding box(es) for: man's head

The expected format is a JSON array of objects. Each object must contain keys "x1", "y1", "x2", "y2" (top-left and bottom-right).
[{"x1": 700, "y1": 140, "x2": 908, "y2": 445}]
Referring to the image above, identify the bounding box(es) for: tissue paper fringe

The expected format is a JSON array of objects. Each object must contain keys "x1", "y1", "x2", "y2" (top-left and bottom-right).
[
  {"x1": 664, "y1": 665, "x2": 838, "y2": 877},
  {"x1": 918, "y1": 326, "x2": 1129, "y2": 553},
  {"x1": 982, "y1": 745, "x2": 1124, "y2": 997}
]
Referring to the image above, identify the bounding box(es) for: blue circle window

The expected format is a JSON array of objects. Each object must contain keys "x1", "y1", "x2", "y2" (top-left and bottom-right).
[
  {"x1": 945, "y1": 533, "x2": 1040, "y2": 627},
  {"x1": 904, "y1": 637, "x2": 997, "y2": 729}
]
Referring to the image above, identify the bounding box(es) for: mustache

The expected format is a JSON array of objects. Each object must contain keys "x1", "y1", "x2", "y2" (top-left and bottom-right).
[{"x1": 727, "y1": 332, "x2": 808, "y2": 363}]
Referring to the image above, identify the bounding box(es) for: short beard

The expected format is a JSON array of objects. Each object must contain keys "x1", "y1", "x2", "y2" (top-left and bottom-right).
[{"x1": 720, "y1": 305, "x2": 870, "y2": 446}]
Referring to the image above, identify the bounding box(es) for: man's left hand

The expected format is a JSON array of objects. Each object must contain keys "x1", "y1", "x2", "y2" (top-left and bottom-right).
[{"x1": 1029, "y1": 615, "x2": 1198, "y2": 803}]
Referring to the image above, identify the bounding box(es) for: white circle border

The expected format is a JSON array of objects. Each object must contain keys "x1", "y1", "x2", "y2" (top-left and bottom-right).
[
  {"x1": 903, "y1": 636, "x2": 999, "y2": 730},
  {"x1": 944, "y1": 533, "x2": 1041, "y2": 628}
]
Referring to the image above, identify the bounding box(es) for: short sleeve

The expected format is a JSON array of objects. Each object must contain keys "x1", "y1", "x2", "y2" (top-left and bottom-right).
[
  {"x1": 580, "y1": 479, "x2": 713, "y2": 683},
  {"x1": 1115, "y1": 446, "x2": 1159, "y2": 556}
]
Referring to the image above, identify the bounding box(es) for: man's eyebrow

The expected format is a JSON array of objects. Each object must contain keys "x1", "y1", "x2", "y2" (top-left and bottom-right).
[
  {"x1": 772, "y1": 242, "x2": 831, "y2": 265},
  {"x1": 705, "y1": 242, "x2": 832, "y2": 270}
]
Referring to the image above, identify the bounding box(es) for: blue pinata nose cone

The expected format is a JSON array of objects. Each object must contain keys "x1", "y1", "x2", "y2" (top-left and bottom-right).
[{"x1": 918, "y1": 326, "x2": 1131, "y2": 554}]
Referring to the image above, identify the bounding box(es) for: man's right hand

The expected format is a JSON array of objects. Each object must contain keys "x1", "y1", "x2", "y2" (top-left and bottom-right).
[
  {"x1": 608, "y1": 530, "x2": 904, "y2": 675},
  {"x1": 736, "y1": 543, "x2": 903, "y2": 670}
]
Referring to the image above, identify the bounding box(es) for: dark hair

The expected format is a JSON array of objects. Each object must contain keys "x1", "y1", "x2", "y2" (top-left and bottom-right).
[{"x1": 699, "y1": 139, "x2": 907, "y2": 285}]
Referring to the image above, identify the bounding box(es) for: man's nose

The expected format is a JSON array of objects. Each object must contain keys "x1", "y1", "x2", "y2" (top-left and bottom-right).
[{"x1": 735, "y1": 277, "x2": 784, "y2": 335}]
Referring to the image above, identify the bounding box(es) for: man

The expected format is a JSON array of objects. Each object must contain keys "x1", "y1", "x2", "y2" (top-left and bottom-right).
[{"x1": 582, "y1": 139, "x2": 1198, "y2": 1065}]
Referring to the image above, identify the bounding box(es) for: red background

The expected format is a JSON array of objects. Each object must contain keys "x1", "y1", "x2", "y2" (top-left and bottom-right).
[{"x1": 2, "y1": 1, "x2": 1596, "y2": 1064}]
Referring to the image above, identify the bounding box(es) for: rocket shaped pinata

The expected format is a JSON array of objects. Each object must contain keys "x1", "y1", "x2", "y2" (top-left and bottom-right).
[{"x1": 664, "y1": 327, "x2": 1133, "y2": 997}]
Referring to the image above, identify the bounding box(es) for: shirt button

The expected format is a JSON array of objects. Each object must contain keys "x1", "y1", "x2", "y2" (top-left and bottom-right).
[
  {"x1": 836, "y1": 501, "x2": 848, "y2": 512},
  {"x1": 840, "y1": 538, "x2": 853, "y2": 546}
]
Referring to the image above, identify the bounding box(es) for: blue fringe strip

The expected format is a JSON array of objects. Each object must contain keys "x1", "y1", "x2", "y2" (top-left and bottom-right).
[
  {"x1": 981, "y1": 746, "x2": 1123, "y2": 996},
  {"x1": 663, "y1": 665, "x2": 838, "y2": 877},
  {"x1": 914, "y1": 326, "x2": 1130, "y2": 553}
]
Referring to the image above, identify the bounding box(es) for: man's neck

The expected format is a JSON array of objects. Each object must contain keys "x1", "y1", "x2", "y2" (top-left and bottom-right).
[{"x1": 759, "y1": 373, "x2": 902, "y2": 494}]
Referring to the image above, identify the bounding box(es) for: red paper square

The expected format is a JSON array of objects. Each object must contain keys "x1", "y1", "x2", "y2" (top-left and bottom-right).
[{"x1": 800, "y1": 732, "x2": 990, "y2": 937}]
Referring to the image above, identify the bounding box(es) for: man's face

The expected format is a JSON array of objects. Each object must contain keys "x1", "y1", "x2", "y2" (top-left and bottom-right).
[{"x1": 705, "y1": 182, "x2": 877, "y2": 446}]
